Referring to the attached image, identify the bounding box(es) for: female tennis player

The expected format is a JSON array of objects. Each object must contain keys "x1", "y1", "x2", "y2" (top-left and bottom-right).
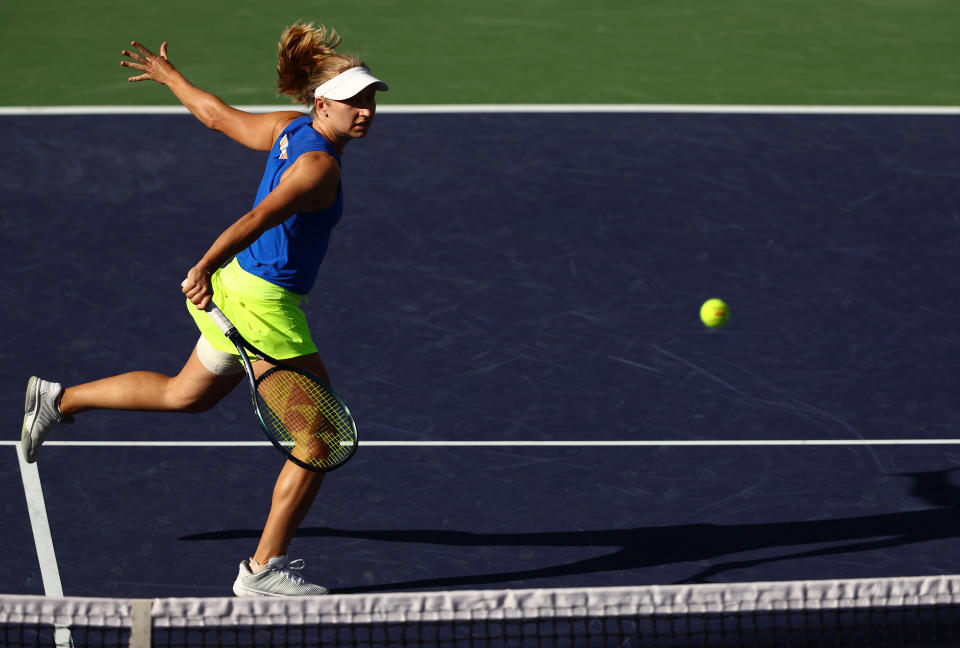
[{"x1": 20, "y1": 22, "x2": 387, "y2": 597}]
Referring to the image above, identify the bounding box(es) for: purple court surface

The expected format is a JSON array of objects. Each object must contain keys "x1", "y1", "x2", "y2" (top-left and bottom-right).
[{"x1": 2, "y1": 111, "x2": 960, "y2": 598}]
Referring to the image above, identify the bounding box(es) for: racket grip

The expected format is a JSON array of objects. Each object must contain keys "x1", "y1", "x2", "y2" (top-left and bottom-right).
[{"x1": 205, "y1": 303, "x2": 237, "y2": 336}]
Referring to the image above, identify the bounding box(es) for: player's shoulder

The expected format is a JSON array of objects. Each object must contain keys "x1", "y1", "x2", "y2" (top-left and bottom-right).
[
  {"x1": 271, "y1": 111, "x2": 312, "y2": 143},
  {"x1": 283, "y1": 150, "x2": 341, "y2": 189},
  {"x1": 294, "y1": 149, "x2": 340, "y2": 170}
]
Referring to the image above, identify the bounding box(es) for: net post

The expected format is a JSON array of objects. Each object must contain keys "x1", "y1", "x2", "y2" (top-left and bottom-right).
[{"x1": 128, "y1": 599, "x2": 152, "y2": 648}]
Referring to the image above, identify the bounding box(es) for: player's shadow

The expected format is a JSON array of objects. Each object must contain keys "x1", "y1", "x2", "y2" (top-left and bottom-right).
[{"x1": 179, "y1": 468, "x2": 960, "y2": 593}]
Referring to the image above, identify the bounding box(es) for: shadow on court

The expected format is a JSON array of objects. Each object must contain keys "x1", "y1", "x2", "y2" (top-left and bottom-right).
[{"x1": 179, "y1": 469, "x2": 960, "y2": 592}]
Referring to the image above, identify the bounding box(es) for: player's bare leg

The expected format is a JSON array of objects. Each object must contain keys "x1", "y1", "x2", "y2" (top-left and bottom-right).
[
  {"x1": 251, "y1": 352, "x2": 331, "y2": 564},
  {"x1": 22, "y1": 346, "x2": 241, "y2": 463},
  {"x1": 233, "y1": 352, "x2": 332, "y2": 597},
  {"x1": 59, "y1": 346, "x2": 241, "y2": 415}
]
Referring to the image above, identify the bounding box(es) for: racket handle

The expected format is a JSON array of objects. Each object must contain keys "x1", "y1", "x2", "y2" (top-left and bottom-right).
[{"x1": 205, "y1": 302, "x2": 237, "y2": 336}]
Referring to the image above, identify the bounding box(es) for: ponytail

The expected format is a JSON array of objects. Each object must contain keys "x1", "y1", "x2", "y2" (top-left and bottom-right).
[{"x1": 276, "y1": 21, "x2": 364, "y2": 109}]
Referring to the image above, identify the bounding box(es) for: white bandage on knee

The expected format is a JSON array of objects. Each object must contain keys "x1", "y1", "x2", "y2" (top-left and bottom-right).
[{"x1": 196, "y1": 336, "x2": 243, "y2": 376}]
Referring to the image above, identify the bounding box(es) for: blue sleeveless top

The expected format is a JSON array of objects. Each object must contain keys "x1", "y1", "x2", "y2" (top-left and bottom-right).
[{"x1": 236, "y1": 116, "x2": 343, "y2": 294}]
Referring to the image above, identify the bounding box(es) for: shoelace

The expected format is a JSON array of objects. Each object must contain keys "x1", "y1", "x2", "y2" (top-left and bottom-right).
[{"x1": 271, "y1": 558, "x2": 307, "y2": 584}]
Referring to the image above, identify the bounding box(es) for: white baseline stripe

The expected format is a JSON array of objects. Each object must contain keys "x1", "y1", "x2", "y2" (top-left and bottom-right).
[
  {"x1": 2, "y1": 439, "x2": 960, "y2": 447},
  {"x1": 386, "y1": 104, "x2": 960, "y2": 115},
  {"x1": 16, "y1": 447, "x2": 65, "y2": 597},
  {"x1": 1, "y1": 104, "x2": 959, "y2": 116}
]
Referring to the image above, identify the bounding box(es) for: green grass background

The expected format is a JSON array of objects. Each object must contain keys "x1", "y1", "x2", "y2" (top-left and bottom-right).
[{"x1": 2, "y1": 0, "x2": 958, "y2": 106}]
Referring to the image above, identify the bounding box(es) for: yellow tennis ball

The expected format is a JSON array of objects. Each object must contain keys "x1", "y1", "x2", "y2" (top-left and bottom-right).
[{"x1": 700, "y1": 298, "x2": 729, "y2": 328}]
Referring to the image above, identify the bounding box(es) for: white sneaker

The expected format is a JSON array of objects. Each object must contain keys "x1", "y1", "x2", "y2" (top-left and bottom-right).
[
  {"x1": 233, "y1": 556, "x2": 329, "y2": 597},
  {"x1": 21, "y1": 377, "x2": 74, "y2": 463}
]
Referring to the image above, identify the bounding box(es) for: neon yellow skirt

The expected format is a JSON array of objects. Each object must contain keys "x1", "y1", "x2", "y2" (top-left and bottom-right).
[{"x1": 186, "y1": 258, "x2": 318, "y2": 360}]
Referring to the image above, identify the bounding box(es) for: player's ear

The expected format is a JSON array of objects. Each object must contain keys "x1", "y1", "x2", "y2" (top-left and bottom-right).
[{"x1": 314, "y1": 96, "x2": 328, "y2": 118}]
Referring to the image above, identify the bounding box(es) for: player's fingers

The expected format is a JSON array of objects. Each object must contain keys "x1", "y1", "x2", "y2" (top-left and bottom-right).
[
  {"x1": 183, "y1": 284, "x2": 211, "y2": 308},
  {"x1": 181, "y1": 279, "x2": 203, "y2": 297},
  {"x1": 127, "y1": 73, "x2": 151, "y2": 83},
  {"x1": 120, "y1": 60, "x2": 147, "y2": 72},
  {"x1": 185, "y1": 290, "x2": 206, "y2": 308},
  {"x1": 130, "y1": 41, "x2": 154, "y2": 57},
  {"x1": 120, "y1": 49, "x2": 144, "y2": 63},
  {"x1": 160, "y1": 41, "x2": 168, "y2": 59}
]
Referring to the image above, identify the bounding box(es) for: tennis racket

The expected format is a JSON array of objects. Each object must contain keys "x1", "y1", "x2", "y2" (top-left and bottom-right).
[{"x1": 205, "y1": 301, "x2": 358, "y2": 472}]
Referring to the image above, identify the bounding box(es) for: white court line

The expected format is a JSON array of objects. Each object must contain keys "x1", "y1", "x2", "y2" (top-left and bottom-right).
[
  {"x1": 1, "y1": 104, "x2": 959, "y2": 116},
  {"x1": 16, "y1": 448, "x2": 75, "y2": 646},
  {"x1": 15, "y1": 447, "x2": 65, "y2": 596},
  {"x1": 3, "y1": 439, "x2": 960, "y2": 447}
]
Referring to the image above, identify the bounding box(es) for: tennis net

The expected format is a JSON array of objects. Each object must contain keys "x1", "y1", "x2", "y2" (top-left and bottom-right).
[{"x1": 3, "y1": 575, "x2": 960, "y2": 647}]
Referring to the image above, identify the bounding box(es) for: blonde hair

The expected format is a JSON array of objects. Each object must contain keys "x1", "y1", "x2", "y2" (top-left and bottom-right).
[{"x1": 276, "y1": 21, "x2": 365, "y2": 109}]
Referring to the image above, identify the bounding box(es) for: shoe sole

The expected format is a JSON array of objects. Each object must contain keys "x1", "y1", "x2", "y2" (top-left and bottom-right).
[
  {"x1": 233, "y1": 579, "x2": 328, "y2": 598},
  {"x1": 21, "y1": 377, "x2": 40, "y2": 463},
  {"x1": 233, "y1": 581, "x2": 283, "y2": 598}
]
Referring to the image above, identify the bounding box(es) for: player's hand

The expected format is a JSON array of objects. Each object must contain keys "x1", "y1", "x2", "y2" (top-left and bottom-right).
[
  {"x1": 121, "y1": 41, "x2": 177, "y2": 84},
  {"x1": 181, "y1": 267, "x2": 213, "y2": 310}
]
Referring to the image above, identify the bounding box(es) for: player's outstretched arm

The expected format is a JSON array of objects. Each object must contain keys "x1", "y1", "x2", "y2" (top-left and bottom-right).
[{"x1": 120, "y1": 41, "x2": 302, "y2": 152}]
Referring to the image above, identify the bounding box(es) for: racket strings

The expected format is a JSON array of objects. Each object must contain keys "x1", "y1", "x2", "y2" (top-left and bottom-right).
[{"x1": 255, "y1": 369, "x2": 355, "y2": 469}]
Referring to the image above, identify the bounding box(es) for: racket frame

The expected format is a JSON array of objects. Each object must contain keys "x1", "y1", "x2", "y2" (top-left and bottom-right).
[{"x1": 205, "y1": 303, "x2": 358, "y2": 472}]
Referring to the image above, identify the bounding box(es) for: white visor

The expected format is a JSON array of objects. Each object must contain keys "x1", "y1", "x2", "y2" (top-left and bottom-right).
[{"x1": 313, "y1": 66, "x2": 389, "y2": 100}]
